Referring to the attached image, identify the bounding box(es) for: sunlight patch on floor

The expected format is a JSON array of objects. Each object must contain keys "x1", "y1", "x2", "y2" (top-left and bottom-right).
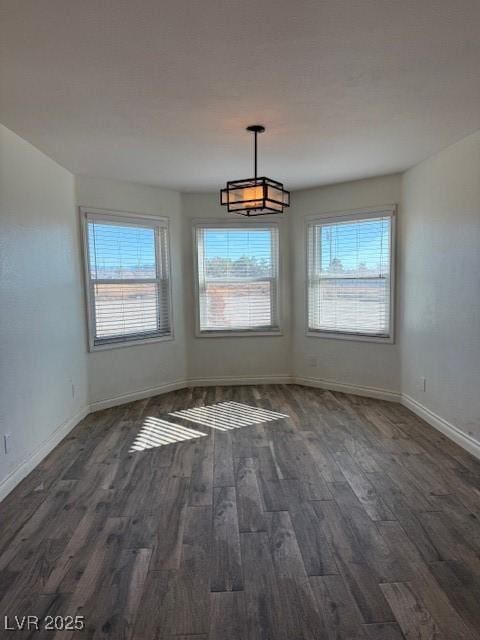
[
  {"x1": 169, "y1": 401, "x2": 288, "y2": 431},
  {"x1": 129, "y1": 417, "x2": 207, "y2": 452}
]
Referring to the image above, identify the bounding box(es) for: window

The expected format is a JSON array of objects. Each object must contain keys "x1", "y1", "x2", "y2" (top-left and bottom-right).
[
  {"x1": 307, "y1": 208, "x2": 395, "y2": 341},
  {"x1": 82, "y1": 209, "x2": 172, "y2": 350},
  {"x1": 195, "y1": 224, "x2": 280, "y2": 335}
]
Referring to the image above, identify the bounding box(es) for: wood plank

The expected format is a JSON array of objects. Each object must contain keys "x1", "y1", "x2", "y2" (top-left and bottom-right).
[
  {"x1": 235, "y1": 457, "x2": 266, "y2": 532},
  {"x1": 330, "y1": 481, "x2": 413, "y2": 583},
  {"x1": 343, "y1": 436, "x2": 383, "y2": 473},
  {"x1": 240, "y1": 531, "x2": 287, "y2": 640},
  {"x1": 302, "y1": 431, "x2": 346, "y2": 483},
  {"x1": 429, "y1": 494, "x2": 480, "y2": 554},
  {"x1": 153, "y1": 505, "x2": 212, "y2": 637},
  {"x1": 50, "y1": 517, "x2": 129, "y2": 640},
  {"x1": 42, "y1": 496, "x2": 112, "y2": 593},
  {"x1": 209, "y1": 591, "x2": 248, "y2": 640},
  {"x1": 416, "y1": 511, "x2": 480, "y2": 564},
  {"x1": 189, "y1": 435, "x2": 214, "y2": 506},
  {"x1": 428, "y1": 560, "x2": 480, "y2": 635},
  {"x1": 336, "y1": 558, "x2": 396, "y2": 624},
  {"x1": 149, "y1": 478, "x2": 190, "y2": 571},
  {"x1": 71, "y1": 547, "x2": 151, "y2": 639},
  {"x1": 256, "y1": 476, "x2": 290, "y2": 512},
  {"x1": 288, "y1": 500, "x2": 338, "y2": 576},
  {"x1": 264, "y1": 511, "x2": 330, "y2": 640},
  {"x1": 332, "y1": 451, "x2": 395, "y2": 521},
  {"x1": 254, "y1": 444, "x2": 280, "y2": 480},
  {"x1": 363, "y1": 622, "x2": 405, "y2": 640},
  {"x1": 381, "y1": 582, "x2": 446, "y2": 640},
  {"x1": 310, "y1": 574, "x2": 368, "y2": 639},
  {"x1": 367, "y1": 471, "x2": 443, "y2": 563},
  {"x1": 130, "y1": 569, "x2": 172, "y2": 640},
  {"x1": 312, "y1": 500, "x2": 365, "y2": 565},
  {"x1": 211, "y1": 486, "x2": 243, "y2": 592},
  {"x1": 170, "y1": 439, "x2": 197, "y2": 479},
  {"x1": 378, "y1": 521, "x2": 478, "y2": 640},
  {"x1": 213, "y1": 430, "x2": 235, "y2": 487},
  {"x1": 0, "y1": 480, "x2": 78, "y2": 572}
]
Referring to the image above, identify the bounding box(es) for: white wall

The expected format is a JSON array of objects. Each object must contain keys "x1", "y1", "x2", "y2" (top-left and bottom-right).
[
  {"x1": 81, "y1": 179, "x2": 400, "y2": 395},
  {"x1": 0, "y1": 125, "x2": 88, "y2": 497},
  {"x1": 181, "y1": 194, "x2": 292, "y2": 382},
  {"x1": 75, "y1": 176, "x2": 186, "y2": 407},
  {"x1": 290, "y1": 174, "x2": 402, "y2": 397},
  {"x1": 400, "y1": 132, "x2": 480, "y2": 444},
  {"x1": 2, "y1": 122, "x2": 479, "y2": 493}
]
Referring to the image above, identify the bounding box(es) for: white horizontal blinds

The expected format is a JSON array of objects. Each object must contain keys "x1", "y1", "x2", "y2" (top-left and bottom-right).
[
  {"x1": 308, "y1": 213, "x2": 392, "y2": 336},
  {"x1": 156, "y1": 224, "x2": 171, "y2": 335},
  {"x1": 87, "y1": 215, "x2": 171, "y2": 345},
  {"x1": 197, "y1": 226, "x2": 279, "y2": 332}
]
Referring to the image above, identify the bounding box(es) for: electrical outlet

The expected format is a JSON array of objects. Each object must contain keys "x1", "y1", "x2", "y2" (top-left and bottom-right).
[
  {"x1": 307, "y1": 355, "x2": 317, "y2": 367},
  {"x1": 3, "y1": 433, "x2": 12, "y2": 455},
  {"x1": 420, "y1": 377, "x2": 427, "y2": 392},
  {"x1": 71, "y1": 383, "x2": 75, "y2": 399}
]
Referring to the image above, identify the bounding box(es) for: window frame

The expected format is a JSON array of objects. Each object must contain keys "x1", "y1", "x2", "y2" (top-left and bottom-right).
[
  {"x1": 80, "y1": 207, "x2": 174, "y2": 352},
  {"x1": 305, "y1": 205, "x2": 396, "y2": 344},
  {"x1": 193, "y1": 219, "x2": 282, "y2": 338}
]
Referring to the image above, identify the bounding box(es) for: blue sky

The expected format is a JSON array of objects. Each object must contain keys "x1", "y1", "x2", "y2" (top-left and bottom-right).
[
  {"x1": 202, "y1": 222, "x2": 389, "y2": 270},
  {"x1": 88, "y1": 219, "x2": 390, "y2": 272},
  {"x1": 89, "y1": 225, "x2": 275, "y2": 270},
  {"x1": 89, "y1": 223, "x2": 156, "y2": 273},
  {"x1": 319, "y1": 219, "x2": 390, "y2": 271},
  {"x1": 203, "y1": 229, "x2": 272, "y2": 261}
]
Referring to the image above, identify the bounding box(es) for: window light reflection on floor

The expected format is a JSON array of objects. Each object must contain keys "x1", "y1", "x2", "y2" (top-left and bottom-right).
[
  {"x1": 169, "y1": 401, "x2": 288, "y2": 431},
  {"x1": 129, "y1": 417, "x2": 207, "y2": 452},
  {"x1": 130, "y1": 402, "x2": 289, "y2": 453}
]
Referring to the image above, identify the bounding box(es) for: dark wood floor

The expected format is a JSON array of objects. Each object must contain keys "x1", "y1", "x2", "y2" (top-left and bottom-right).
[{"x1": 1, "y1": 385, "x2": 480, "y2": 639}]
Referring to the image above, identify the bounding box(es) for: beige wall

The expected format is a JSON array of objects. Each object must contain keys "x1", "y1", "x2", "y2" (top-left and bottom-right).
[
  {"x1": 0, "y1": 125, "x2": 88, "y2": 497},
  {"x1": 75, "y1": 176, "x2": 187, "y2": 407},
  {"x1": 400, "y1": 132, "x2": 480, "y2": 443},
  {"x1": 290, "y1": 174, "x2": 402, "y2": 397},
  {"x1": 181, "y1": 193, "x2": 292, "y2": 382}
]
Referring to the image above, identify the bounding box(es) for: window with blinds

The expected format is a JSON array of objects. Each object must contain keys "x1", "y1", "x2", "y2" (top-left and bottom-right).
[
  {"x1": 195, "y1": 224, "x2": 280, "y2": 334},
  {"x1": 82, "y1": 211, "x2": 171, "y2": 349},
  {"x1": 307, "y1": 209, "x2": 394, "y2": 340}
]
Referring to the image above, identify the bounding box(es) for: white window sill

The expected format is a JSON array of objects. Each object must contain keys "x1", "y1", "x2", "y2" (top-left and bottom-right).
[
  {"x1": 306, "y1": 329, "x2": 394, "y2": 344},
  {"x1": 196, "y1": 330, "x2": 283, "y2": 339},
  {"x1": 89, "y1": 333, "x2": 174, "y2": 352}
]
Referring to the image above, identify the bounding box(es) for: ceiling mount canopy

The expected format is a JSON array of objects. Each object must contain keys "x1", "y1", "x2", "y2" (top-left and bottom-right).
[{"x1": 220, "y1": 125, "x2": 290, "y2": 216}]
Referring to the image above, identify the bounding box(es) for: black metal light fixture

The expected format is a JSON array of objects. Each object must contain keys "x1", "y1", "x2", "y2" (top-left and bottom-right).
[{"x1": 220, "y1": 125, "x2": 290, "y2": 216}]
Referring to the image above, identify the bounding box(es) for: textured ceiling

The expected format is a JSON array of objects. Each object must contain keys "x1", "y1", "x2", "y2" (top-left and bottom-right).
[{"x1": 1, "y1": 0, "x2": 480, "y2": 191}]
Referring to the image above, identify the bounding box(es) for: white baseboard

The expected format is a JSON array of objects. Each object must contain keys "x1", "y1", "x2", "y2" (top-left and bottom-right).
[
  {"x1": 89, "y1": 380, "x2": 187, "y2": 412},
  {"x1": 402, "y1": 394, "x2": 480, "y2": 461},
  {"x1": 90, "y1": 373, "x2": 401, "y2": 412},
  {"x1": 91, "y1": 375, "x2": 294, "y2": 412},
  {"x1": 294, "y1": 376, "x2": 401, "y2": 402},
  {"x1": 187, "y1": 374, "x2": 294, "y2": 387},
  {"x1": 90, "y1": 374, "x2": 398, "y2": 411},
  {"x1": 0, "y1": 405, "x2": 90, "y2": 503}
]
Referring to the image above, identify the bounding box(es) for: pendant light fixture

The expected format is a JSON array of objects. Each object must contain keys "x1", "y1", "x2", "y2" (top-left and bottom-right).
[{"x1": 220, "y1": 125, "x2": 290, "y2": 216}]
